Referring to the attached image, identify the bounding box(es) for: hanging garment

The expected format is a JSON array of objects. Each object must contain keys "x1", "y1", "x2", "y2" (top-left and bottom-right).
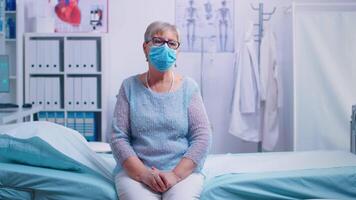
[
  {"x1": 229, "y1": 22, "x2": 261, "y2": 142},
  {"x1": 259, "y1": 23, "x2": 282, "y2": 151}
]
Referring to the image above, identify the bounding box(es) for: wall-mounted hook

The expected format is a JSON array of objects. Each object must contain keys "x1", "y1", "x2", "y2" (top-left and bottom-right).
[{"x1": 250, "y1": 3, "x2": 259, "y2": 11}]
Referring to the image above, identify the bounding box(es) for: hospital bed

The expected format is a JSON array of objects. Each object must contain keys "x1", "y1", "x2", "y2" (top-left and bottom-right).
[{"x1": 1, "y1": 122, "x2": 356, "y2": 200}]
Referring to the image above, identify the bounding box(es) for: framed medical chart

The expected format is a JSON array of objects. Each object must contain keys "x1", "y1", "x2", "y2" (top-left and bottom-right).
[
  {"x1": 54, "y1": 0, "x2": 108, "y2": 33},
  {"x1": 175, "y1": 0, "x2": 234, "y2": 52}
]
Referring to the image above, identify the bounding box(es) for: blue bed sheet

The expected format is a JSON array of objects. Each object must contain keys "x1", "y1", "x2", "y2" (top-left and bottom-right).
[
  {"x1": 201, "y1": 166, "x2": 356, "y2": 200},
  {"x1": 0, "y1": 162, "x2": 117, "y2": 200},
  {"x1": 0, "y1": 186, "x2": 32, "y2": 200}
]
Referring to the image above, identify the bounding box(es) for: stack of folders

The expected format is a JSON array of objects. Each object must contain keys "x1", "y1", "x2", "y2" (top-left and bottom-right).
[
  {"x1": 38, "y1": 112, "x2": 65, "y2": 126},
  {"x1": 66, "y1": 77, "x2": 97, "y2": 110},
  {"x1": 67, "y1": 112, "x2": 96, "y2": 141},
  {"x1": 65, "y1": 40, "x2": 98, "y2": 73},
  {"x1": 29, "y1": 77, "x2": 61, "y2": 110},
  {"x1": 28, "y1": 40, "x2": 60, "y2": 73}
]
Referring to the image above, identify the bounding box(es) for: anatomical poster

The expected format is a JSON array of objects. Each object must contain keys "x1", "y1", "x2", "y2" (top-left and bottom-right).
[
  {"x1": 54, "y1": 0, "x2": 108, "y2": 33},
  {"x1": 176, "y1": 0, "x2": 234, "y2": 52}
]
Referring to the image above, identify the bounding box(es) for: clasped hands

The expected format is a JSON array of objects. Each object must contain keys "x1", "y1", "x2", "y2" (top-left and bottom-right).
[{"x1": 140, "y1": 166, "x2": 181, "y2": 193}]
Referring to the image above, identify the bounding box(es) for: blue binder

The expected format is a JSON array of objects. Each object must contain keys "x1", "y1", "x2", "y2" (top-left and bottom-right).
[
  {"x1": 75, "y1": 112, "x2": 85, "y2": 137},
  {"x1": 67, "y1": 112, "x2": 76, "y2": 130},
  {"x1": 55, "y1": 112, "x2": 65, "y2": 126},
  {"x1": 84, "y1": 112, "x2": 96, "y2": 141},
  {"x1": 38, "y1": 112, "x2": 47, "y2": 121}
]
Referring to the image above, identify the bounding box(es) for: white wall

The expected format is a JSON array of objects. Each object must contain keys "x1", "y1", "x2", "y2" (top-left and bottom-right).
[
  {"x1": 105, "y1": 0, "x2": 293, "y2": 153},
  {"x1": 21, "y1": 0, "x2": 293, "y2": 153}
]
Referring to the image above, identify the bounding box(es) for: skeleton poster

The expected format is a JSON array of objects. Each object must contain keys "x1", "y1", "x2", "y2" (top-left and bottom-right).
[{"x1": 175, "y1": 0, "x2": 234, "y2": 52}]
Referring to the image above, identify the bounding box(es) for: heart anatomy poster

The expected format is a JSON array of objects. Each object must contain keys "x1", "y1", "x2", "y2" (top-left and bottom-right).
[
  {"x1": 175, "y1": 0, "x2": 234, "y2": 52},
  {"x1": 54, "y1": 0, "x2": 108, "y2": 33}
]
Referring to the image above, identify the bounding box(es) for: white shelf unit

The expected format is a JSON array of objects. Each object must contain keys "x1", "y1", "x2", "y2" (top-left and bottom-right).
[
  {"x1": 24, "y1": 33, "x2": 107, "y2": 141},
  {"x1": 0, "y1": 0, "x2": 24, "y2": 106}
]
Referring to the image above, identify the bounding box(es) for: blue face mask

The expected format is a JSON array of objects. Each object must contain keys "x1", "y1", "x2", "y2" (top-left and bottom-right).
[{"x1": 149, "y1": 44, "x2": 177, "y2": 72}]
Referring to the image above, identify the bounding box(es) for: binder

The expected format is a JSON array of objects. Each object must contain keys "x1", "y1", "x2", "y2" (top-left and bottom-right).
[
  {"x1": 81, "y1": 77, "x2": 90, "y2": 109},
  {"x1": 84, "y1": 112, "x2": 95, "y2": 141},
  {"x1": 44, "y1": 78, "x2": 52, "y2": 110},
  {"x1": 88, "y1": 40, "x2": 98, "y2": 72},
  {"x1": 44, "y1": 40, "x2": 51, "y2": 73},
  {"x1": 73, "y1": 40, "x2": 81, "y2": 73},
  {"x1": 28, "y1": 40, "x2": 37, "y2": 73},
  {"x1": 67, "y1": 112, "x2": 76, "y2": 130},
  {"x1": 66, "y1": 77, "x2": 74, "y2": 110},
  {"x1": 80, "y1": 41, "x2": 88, "y2": 71},
  {"x1": 36, "y1": 40, "x2": 45, "y2": 72},
  {"x1": 81, "y1": 40, "x2": 97, "y2": 72},
  {"x1": 74, "y1": 77, "x2": 82, "y2": 109},
  {"x1": 38, "y1": 112, "x2": 47, "y2": 121},
  {"x1": 29, "y1": 77, "x2": 37, "y2": 106},
  {"x1": 50, "y1": 40, "x2": 60, "y2": 73},
  {"x1": 55, "y1": 112, "x2": 65, "y2": 126},
  {"x1": 67, "y1": 40, "x2": 85, "y2": 73},
  {"x1": 66, "y1": 40, "x2": 75, "y2": 72},
  {"x1": 89, "y1": 77, "x2": 97, "y2": 109},
  {"x1": 52, "y1": 77, "x2": 60, "y2": 110},
  {"x1": 47, "y1": 112, "x2": 56, "y2": 123},
  {"x1": 75, "y1": 112, "x2": 85, "y2": 137},
  {"x1": 36, "y1": 77, "x2": 45, "y2": 109}
]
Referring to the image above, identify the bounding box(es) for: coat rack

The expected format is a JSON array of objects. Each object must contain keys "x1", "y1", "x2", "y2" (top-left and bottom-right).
[
  {"x1": 250, "y1": 3, "x2": 276, "y2": 152},
  {"x1": 250, "y1": 3, "x2": 276, "y2": 66}
]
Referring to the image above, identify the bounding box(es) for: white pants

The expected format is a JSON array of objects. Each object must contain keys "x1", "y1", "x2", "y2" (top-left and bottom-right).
[{"x1": 115, "y1": 171, "x2": 204, "y2": 200}]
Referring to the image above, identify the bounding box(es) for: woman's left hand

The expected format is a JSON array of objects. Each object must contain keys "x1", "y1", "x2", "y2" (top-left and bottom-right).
[{"x1": 152, "y1": 168, "x2": 181, "y2": 189}]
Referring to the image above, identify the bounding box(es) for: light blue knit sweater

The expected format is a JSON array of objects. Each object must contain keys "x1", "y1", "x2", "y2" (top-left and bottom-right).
[{"x1": 111, "y1": 75, "x2": 211, "y2": 173}]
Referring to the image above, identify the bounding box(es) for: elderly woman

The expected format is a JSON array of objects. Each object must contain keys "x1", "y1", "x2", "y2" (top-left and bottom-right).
[{"x1": 110, "y1": 21, "x2": 212, "y2": 200}]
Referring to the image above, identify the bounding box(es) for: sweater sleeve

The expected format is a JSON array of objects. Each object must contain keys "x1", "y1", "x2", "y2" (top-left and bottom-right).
[
  {"x1": 110, "y1": 84, "x2": 137, "y2": 165},
  {"x1": 183, "y1": 90, "x2": 212, "y2": 167}
]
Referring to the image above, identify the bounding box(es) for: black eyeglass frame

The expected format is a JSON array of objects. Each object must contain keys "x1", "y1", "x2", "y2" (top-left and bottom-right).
[{"x1": 147, "y1": 37, "x2": 181, "y2": 50}]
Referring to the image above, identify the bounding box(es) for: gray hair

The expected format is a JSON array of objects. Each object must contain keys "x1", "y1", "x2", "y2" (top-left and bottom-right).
[{"x1": 144, "y1": 21, "x2": 180, "y2": 42}]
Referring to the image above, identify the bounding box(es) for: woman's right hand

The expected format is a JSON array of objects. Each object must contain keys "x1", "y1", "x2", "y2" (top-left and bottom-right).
[{"x1": 139, "y1": 168, "x2": 167, "y2": 193}]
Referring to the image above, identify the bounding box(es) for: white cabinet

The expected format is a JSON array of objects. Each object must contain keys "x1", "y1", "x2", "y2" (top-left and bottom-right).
[
  {"x1": 0, "y1": 0, "x2": 25, "y2": 106},
  {"x1": 24, "y1": 33, "x2": 107, "y2": 141}
]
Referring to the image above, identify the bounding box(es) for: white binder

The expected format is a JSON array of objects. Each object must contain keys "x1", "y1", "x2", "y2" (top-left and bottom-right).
[
  {"x1": 80, "y1": 41, "x2": 88, "y2": 71},
  {"x1": 74, "y1": 77, "x2": 82, "y2": 109},
  {"x1": 74, "y1": 40, "x2": 81, "y2": 73},
  {"x1": 89, "y1": 77, "x2": 97, "y2": 109},
  {"x1": 36, "y1": 40, "x2": 45, "y2": 72},
  {"x1": 81, "y1": 77, "x2": 89, "y2": 109},
  {"x1": 28, "y1": 40, "x2": 37, "y2": 73},
  {"x1": 66, "y1": 77, "x2": 74, "y2": 110},
  {"x1": 50, "y1": 40, "x2": 60, "y2": 73},
  {"x1": 36, "y1": 77, "x2": 45, "y2": 109},
  {"x1": 44, "y1": 41, "x2": 51, "y2": 73},
  {"x1": 44, "y1": 78, "x2": 52, "y2": 110},
  {"x1": 81, "y1": 40, "x2": 97, "y2": 72},
  {"x1": 66, "y1": 40, "x2": 75, "y2": 73},
  {"x1": 88, "y1": 40, "x2": 98, "y2": 72},
  {"x1": 29, "y1": 77, "x2": 37, "y2": 106},
  {"x1": 52, "y1": 77, "x2": 61, "y2": 110}
]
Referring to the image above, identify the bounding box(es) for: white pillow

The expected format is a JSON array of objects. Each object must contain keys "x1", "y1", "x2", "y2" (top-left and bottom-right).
[{"x1": 0, "y1": 121, "x2": 114, "y2": 184}]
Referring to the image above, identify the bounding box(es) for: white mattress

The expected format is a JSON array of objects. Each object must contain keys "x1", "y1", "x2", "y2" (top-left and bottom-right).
[{"x1": 202, "y1": 151, "x2": 356, "y2": 181}]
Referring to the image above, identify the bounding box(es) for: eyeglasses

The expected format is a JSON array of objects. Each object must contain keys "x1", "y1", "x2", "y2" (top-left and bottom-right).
[{"x1": 149, "y1": 37, "x2": 180, "y2": 50}]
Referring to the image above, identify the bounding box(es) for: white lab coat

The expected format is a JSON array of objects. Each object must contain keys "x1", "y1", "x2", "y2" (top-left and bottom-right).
[
  {"x1": 229, "y1": 22, "x2": 261, "y2": 142},
  {"x1": 259, "y1": 23, "x2": 282, "y2": 151}
]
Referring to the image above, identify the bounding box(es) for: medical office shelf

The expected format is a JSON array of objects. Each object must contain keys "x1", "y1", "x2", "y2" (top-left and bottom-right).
[
  {"x1": 24, "y1": 33, "x2": 108, "y2": 142},
  {"x1": 0, "y1": 1, "x2": 24, "y2": 106}
]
